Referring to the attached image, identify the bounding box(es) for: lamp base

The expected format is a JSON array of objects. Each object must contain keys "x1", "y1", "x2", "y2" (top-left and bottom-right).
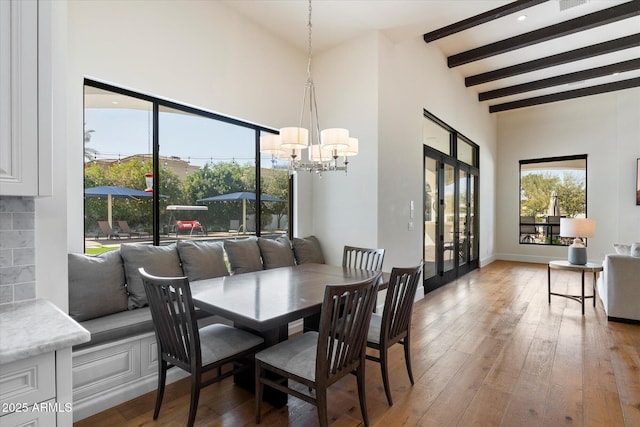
[{"x1": 568, "y1": 246, "x2": 587, "y2": 265}]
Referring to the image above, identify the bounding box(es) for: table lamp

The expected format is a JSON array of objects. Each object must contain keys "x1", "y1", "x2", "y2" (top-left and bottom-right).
[{"x1": 560, "y1": 218, "x2": 596, "y2": 265}]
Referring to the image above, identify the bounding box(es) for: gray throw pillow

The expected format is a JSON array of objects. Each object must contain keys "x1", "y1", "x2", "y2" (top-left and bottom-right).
[
  {"x1": 224, "y1": 237, "x2": 263, "y2": 274},
  {"x1": 292, "y1": 235, "x2": 325, "y2": 264},
  {"x1": 120, "y1": 243, "x2": 184, "y2": 309},
  {"x1": 68, "y1": 251, "x2": 128, "y2": 321},
  {"x1": 177, "y1": 240, "x2": 229, "y2": 281},
  {"x1": 258, "y1": 236, "x2": 295, "y2": 269}
]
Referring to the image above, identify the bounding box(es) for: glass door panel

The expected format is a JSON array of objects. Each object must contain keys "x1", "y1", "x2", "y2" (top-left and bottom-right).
[
  {"x1": 424, "y1": 156, "x2": 438, "y2": 280},
  {"x1": 158, "y1": 106, "x2": 256, "y2": 241},
  {"x1": 443, "y1": 163, "x2": 455, "y2": 274},
  {"x1": 83, "y1": 86, "x2": 153, "y2": 252},
  {"x1": 459, "y1": 169, "x2": 468, "y2": 267},
  {"x1": 423, "y1": 147, "x2": 479, "y2": 292},
  {"x1": 469, "y1": 173, "x2": 477, "y2": 262}
]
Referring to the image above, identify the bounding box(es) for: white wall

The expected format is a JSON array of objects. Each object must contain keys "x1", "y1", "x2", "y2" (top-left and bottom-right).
[
  {"x1": 496, "y1": 88, "x2": 640, "y2": 264},
  {"x1": 35, "y1": 0, "x2": 68, "y2": 308},
  {"x1": 377, "y1": 36, "x2": 498, "y2": 270},
  {"x1": 303, "y1": 32, "x2": 381, "y2": 266},
  {"x1": 300, "y1": 31, "x2": 498, "y2": 270},
  {"x1": 66, "y1": 0, "x2": 307, "y2": 253}
]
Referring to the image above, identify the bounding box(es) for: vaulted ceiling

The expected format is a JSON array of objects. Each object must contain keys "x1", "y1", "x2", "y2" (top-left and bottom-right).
[{"x1": 224, "y1": 0, "x2": 640, "y2": 113}]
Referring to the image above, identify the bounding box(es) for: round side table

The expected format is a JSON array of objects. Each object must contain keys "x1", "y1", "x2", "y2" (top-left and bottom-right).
[{"x1": 547, "y1": 260, "x2": 603, "y2": 315}]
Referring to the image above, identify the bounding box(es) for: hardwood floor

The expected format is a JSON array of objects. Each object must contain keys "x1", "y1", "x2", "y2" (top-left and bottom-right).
[{"x1": 74, "y1": 261, "x2": 640, "y2": 426}]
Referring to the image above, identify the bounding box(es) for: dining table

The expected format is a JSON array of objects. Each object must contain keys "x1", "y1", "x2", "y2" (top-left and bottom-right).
[{"x1": 189, "y1": 263, "x2": 389, "y2": 407}]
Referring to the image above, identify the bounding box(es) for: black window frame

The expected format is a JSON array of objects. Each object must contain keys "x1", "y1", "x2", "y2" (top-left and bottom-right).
[
  {"x1": 83, "y1": 78, "x2": 293, "y2": 248},
  {"x1": 518, "y1": 154, "x2": 588, "y2": 246}
]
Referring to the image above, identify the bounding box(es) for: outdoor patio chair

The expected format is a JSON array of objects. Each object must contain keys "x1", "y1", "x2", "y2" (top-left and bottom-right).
[
  {"x1": 139, "y1": 268, "x2": 264, "y2": 427},
  {"x1": 367, "y1": 261, "x2": 423, "y2": 406},
  {"x1": 255, "y1": 273, "x2": 381, "y2": 427},
  {"x1": 520, "y1": 216, "x2": 537, "y2": 243},
  {"x1": 547, "y1": 216, "x2": 561, "y2": 241},
  {"x1": 229, "y1": 219, "x2": 244, "y2": 234},
  {"x1": 117, "y1": 220, "x2": 149, "y2": 239},
  {"x1": 97, "y1": 220, "x2": 130, "y2": 239}
]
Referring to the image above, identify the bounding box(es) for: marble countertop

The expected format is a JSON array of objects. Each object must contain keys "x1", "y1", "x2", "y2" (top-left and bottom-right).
[{"x1": 0, "y1": 299, "x2": 90, "y2": 364}]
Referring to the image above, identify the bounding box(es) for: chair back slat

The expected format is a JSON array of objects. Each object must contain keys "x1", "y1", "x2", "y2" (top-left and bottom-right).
[
  {"x1": 139, "y1": 268, "x2": 200, "y2": 372},
  {"x1": 317, "y1": 273, "x2": 381, "y2": 382},
  {"x1": 382, "y1": 262, "x2": 423, "y2": 344},
  {"x1": 342, "y1": 246, "x2": 385, "y2": 271}
]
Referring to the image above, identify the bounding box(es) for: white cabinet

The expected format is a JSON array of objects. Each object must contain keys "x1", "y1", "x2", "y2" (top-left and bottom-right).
[
  {"x1": 0, "y1": 0, "x2": 52, "y2": 196},
  {"x1": 0, "y1": 352, "x2": 58, "y2": 426}
]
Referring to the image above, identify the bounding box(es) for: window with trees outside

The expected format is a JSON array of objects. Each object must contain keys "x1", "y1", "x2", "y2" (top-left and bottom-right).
[
  {"x1": 519, "y1": 155, "x2": 587, "y2": 246},
  {"x1": 83, "y1": 80, "x2": 291, "y2": 254}
]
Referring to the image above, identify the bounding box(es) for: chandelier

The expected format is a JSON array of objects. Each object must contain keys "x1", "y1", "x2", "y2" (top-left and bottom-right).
[{"x1": 260, "y1": 0, "x2": 358, "y2": 174}]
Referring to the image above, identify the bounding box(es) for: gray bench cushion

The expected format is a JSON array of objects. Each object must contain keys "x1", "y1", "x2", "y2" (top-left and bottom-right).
[
  {"x1": 224, "y1": 237, "x2": 263, "y2": 274},
  {"x1": 120, "y1": 243, "x2": 183, "y2": 309},
  {"x1": 74, "y1": 307, "x2": 154, "y2": 350},
  {"x1": 258, "y1": 236, "x2": 295, "y2": 269},
  {"x1": 68, "y1": 251, "x2": 128, "y2": 322},
  {"x1": 292, "y1": 235, "x2": 325, "y2": 264},
  {"x1": 74, "y1": 307, "x2": 224, "y2": 350},
  {"x1": 177, "y1": 240, "x2": 229, "y2": 281}
]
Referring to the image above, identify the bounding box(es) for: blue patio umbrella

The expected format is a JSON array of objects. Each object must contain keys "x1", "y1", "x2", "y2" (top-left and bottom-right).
[
  {"x1": 85, "y1": 186, "x2": 163, "y2": 227},
  {"x1": 197, "y1": 191, "x2": 286, "y2": 232},
  {"x1": 197, "y1": 191, "x2": 285, "y2": 203}
]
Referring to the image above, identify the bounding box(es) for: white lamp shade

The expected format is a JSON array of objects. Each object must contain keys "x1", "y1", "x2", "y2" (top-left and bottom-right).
[
  {"x1": 560, "y1": 218, "x2": 596, "y2": 238},
  {"x1": 320, "y1": 128, "x2": 349, "y2": 150},
  {"x1": 260, "y1": 134, "x2": 283, "y2": 155},
  {"x1": 309, "y1": 144, "x2": 331, "y2": 162},
  {"x1": 336, "y1": 137, "x2": 358, "y2": 157},
  {"x1": 280, "y1": 127, "x2": 308, "y2": 149}
]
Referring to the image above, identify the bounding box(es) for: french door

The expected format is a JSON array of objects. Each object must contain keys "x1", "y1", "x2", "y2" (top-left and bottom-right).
[{"x1": 423, "y1": 146, "x2": 479, "y2": 293}]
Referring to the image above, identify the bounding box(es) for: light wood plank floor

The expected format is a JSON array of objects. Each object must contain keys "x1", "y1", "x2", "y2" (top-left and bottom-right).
[{"x1": 74, "y1": 261, "x2": 640, "y2": 426}]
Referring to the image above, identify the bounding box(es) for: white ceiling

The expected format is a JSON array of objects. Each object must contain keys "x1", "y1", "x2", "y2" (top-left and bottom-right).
[{"x1": 223, "y1": 0, "x2": 640, "y2": 112}]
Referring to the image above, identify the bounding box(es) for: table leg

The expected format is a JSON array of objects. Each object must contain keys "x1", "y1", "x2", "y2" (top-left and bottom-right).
[
  {"x1": 593, "y1": 271, "x2": 597, "y2": 307},
  {"x1": 581, "y1": 270, "x2": 585, "y2": 315},
  {"x1": 234, "y1": 324, "x2": 288, "y2": 408}
]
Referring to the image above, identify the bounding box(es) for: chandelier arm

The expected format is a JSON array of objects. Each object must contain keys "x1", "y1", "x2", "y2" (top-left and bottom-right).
[
  {"x1": 266, "y1": 0, "x2": 356, "y2": 174},
  {"x1": 310, "y1": 83, "x2": 324, "y2": 161},
  {"x1": 298, "y1": 82, "x2": 310, "y2": 129},
  {"x1": 307, "y1": 0, "x2": 313, "y2": 80}
]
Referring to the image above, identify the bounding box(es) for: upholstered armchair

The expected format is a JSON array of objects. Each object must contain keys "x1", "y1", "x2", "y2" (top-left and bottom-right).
[{"x1": 597, "y1": 254, "x2": 640, "y2": 323}]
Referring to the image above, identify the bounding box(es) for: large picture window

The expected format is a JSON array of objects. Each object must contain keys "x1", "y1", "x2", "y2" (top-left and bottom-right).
[
  {"x1": 83, "y1": 80, "x2": 291, "y2": 254},
  {"x1": 519, "y1": 155, "x2": 587, "y2": 245}
]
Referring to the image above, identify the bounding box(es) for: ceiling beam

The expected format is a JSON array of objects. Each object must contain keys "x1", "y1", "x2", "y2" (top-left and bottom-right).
[
  {"x1": 448, "y1": 0, "x2": 640, "y2": 68},
  {"x1": 479, "y1": 58, "x2": 640, "y2": 101},
  {"x1": 466, "y1": 33, "x2": 640, "y2": 87},
  {"x1": 423, "y1": 0, "x2": 549, "y2": 43},
  {"x1": 488, "y1": 77, "x2": 640, "y2": 112}
]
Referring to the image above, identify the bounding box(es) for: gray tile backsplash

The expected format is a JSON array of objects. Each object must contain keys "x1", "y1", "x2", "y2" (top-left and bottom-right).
[{"x1": 0, "y1": 196, "x2": 36, "y2": 304}]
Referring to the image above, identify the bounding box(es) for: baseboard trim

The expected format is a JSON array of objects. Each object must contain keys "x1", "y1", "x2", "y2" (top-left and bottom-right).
[{"x1": 607, "y1": 316, "x2": 640, "y2": 325}]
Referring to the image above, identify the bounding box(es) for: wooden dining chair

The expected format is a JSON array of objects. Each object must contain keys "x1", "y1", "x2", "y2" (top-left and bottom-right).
[
  {"x1": 343, "y1": 245, "x2": 385, "y2": 271},
  {"x1": 366, "y1": 261, "x2": 423, "y2": 406},
  {"x1": 139, "y1": 268, "x2": 264, "y2": 427},
  {"x1": 255, "y1": 272, "x2": 382, "y2": 427}
]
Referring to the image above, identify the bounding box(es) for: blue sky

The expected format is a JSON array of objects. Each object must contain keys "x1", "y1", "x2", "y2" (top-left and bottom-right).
[{"x1": 85, "y1": 107, "x2": 259, "y2": 167}]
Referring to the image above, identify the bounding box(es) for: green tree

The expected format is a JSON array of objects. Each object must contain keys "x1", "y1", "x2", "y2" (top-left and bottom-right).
[
  {"x1": 261, "y1": 170, "x2": 290, "y2": 229},
  {"x1": 520, "y1": 172, "x2": 585, "y2": 219},
  {"x1": 83, "y1": 124, "x2": 97, "y2": 162},
  {"x1": 520, "y1": 173, "x2": 561, "y2": 219},
  {"x1": 183, "y1": 162, "x2": 250, "y2": 231},
  {"x1": 84, "y1": 160, "x2": 184, "y2": 234},
  {"x1": 554, "y1": 173, "x2": 586, "y2": 217}
]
